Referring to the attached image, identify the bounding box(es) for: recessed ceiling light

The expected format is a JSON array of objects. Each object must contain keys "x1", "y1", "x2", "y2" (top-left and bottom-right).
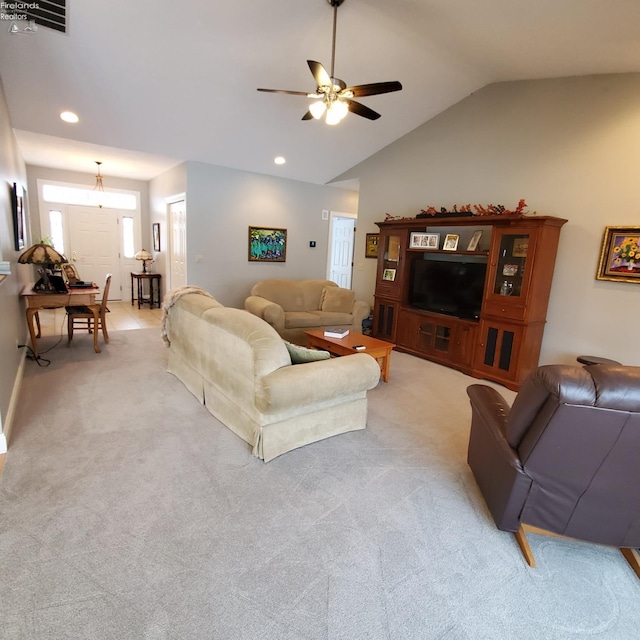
[
  {"x1": 60, "y1": 111, "x2": 79, "y2": 123},
  {"x1": 274, "y1": 156, "x2": 286, "y2": 165}
]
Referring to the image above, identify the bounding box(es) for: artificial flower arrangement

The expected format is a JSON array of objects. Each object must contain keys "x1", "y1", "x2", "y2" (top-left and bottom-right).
[{"x1": 417, "y1": 198, "x2": 530, "y2": 217}]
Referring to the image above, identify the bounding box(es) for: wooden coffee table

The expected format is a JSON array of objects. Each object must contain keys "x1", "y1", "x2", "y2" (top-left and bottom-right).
[{"x1": 305, "y1": 329, "x2": 395, "y2": 382}]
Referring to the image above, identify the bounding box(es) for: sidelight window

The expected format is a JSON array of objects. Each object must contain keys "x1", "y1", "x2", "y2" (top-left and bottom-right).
[{"x1": 48, "y1": 209, "x2": 64, "y2": 254}]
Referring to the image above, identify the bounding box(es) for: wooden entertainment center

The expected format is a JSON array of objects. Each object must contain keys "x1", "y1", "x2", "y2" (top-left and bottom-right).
[{"x1": 373, "y1": 213, "x2": 567, "y2": 390}]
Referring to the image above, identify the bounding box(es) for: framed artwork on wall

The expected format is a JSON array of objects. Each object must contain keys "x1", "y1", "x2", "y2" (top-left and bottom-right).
[
  {"x1": 153, "y1": 223, "x2": 161, "y2": 251},
  {"x1": 596, "y1": 226, "x2": 640, "y2": 283},
  {"x1": 365, "y1": 233, "x2": 379, "y2": 258},
  {"x1": 248, "y1": 226, "x2": 287, "y2": 262},
  {"x1": 11, "y1": 182, "x2": 26, "y2": 251}
]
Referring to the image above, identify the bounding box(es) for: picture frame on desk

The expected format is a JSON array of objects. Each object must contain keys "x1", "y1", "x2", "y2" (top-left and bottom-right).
[
  {"x1": 61, "y1": 263, "x2": 80, "y2": 283},
  {"x1": 11, "y1": 182, "x2": 26, "y2": 251}
]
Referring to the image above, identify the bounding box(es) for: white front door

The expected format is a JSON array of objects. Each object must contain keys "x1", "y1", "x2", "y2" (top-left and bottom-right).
[
  {"x1": 328, "y1": 213, "x2": 356, "y2": 288},
  {"x1": 169, "y1": 199, "x2": 187, "y2": 289},
  {"x1": 68, "y1": 205, "x2": 121, "y2": 299}
]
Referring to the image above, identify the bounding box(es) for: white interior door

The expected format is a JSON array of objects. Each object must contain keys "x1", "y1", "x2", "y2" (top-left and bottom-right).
[
  {"x1": 328, "y1": 213, "x2": 356, "y2": 288},
  {"x1": 169, "y1": 199, "x2": 187, "y2": 289},
  {"x1": 68, "y1": 206, "x2": 121, "y2": 299}
]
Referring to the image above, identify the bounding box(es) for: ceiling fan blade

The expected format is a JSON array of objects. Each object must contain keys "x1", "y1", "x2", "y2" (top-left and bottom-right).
[
  {"x1": 257, "y1": 88, "x2": 311, "y2": 96},
  {"x1": 347, "y1": 100, "x2": 381, "y2": 120},
  {"x1": 308, "y1": 60, "x2": 332, "y2": 88},
  {"x1": 343, "y1": 81, "x2": 403, "y2": 98},
  {"x1": 301, "y1": 111, "x2": 314, "y2": 121}
]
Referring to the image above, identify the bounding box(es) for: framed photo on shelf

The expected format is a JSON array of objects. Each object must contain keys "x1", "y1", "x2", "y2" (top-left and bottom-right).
[
  {"x1": 512, "y1": 237, "x2": 529, "y2": 257},
  {"x1": 466, "y1": 230, "x2": 483, "y2": 251},
  {"x1": 365, "y1": 233, "x2": 379, "y2": 258},
  {"x1": 443, "y1": 234, "x2": 459, "y2": 251},
  {"x1": 248, "y1": 226, "x2": 287, "y2": 262},
  {"x1": 502, "y1": 264, "x2": 519, "y2": 277},
  {"x1": 596, "y1": 226, "x2": 640, "y2": 283},
  {"x1": 409, "y1": 232, "x2": 440, "y2": 249},
  {"x1": 153, "y1": 223, "x2": 161, "y2": 252},
  {"x1": 11, "y1": 182, "x2": 26, "y2": 251},
  {"x1": 382, "y1": 268, "x2": 396, "y2": 281}
]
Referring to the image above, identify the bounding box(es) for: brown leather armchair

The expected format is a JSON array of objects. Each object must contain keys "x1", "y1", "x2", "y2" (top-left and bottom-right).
[{"x1": 467, "y1": 364, "x2": 640, "y2": 577}]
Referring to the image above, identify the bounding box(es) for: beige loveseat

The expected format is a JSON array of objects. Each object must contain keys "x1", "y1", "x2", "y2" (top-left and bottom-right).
[
  {"x1": 163, "y1": 290, "x2": 381, "y2": 462},
  {"x1": 244, "y1": 279, "x2": 370, "y2": 345}
]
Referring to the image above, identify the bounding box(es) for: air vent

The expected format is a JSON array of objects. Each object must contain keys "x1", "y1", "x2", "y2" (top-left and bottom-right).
[{"x1": 26, "y1": 0, "x2": 66, "y2": 34}]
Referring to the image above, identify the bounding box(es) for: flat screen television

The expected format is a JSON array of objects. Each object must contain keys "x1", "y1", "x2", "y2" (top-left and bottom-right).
[{"x1": 408, "y1": 257, "x2": 487, "y2": 320}]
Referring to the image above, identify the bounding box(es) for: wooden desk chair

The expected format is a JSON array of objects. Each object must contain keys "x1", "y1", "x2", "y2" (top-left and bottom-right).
[{"x1": 66, "y1": 274, "x2": 111, "y2": 347}]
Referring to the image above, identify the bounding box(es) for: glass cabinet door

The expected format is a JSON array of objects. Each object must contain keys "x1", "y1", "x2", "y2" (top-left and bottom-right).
[
  {"x1": 492, "y1": 232, "x2": 530, "y2": 299},
  {"x1": 376, "y1": 229, "x2": 405, "y2": 300},
  {"x1": 381, "y1": 234, "x2": 401, "y2": 282}
]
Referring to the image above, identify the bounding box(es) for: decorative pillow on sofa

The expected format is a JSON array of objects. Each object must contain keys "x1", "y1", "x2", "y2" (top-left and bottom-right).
[
  {"x1": 284, "y1": 341, "x2": 331, "y2": 364},
  {"x1": 320, "y1": 286, "x2": 354, "y2": 313}
]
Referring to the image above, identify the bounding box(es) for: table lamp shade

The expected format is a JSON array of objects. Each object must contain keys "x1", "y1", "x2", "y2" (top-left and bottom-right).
[
  {"x1": 18, "y1": 243, "x2": 68, "y2": 293},
  {"x1": 18, "y1": 243, "x2": 67, "y2": 265},
  {"x1": 135, "y1": 248, "x2": 153, "y2": 273}
]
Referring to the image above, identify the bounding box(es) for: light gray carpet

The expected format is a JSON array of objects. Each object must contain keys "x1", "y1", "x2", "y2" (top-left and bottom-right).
[{"x1": 1, "y1": 328, "x2": 639, "y2": 639}]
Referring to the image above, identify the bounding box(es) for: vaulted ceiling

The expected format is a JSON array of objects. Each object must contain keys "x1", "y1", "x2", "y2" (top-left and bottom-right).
[{"x1": 1, "y1": 0, "x2": 640, "y2": 184}]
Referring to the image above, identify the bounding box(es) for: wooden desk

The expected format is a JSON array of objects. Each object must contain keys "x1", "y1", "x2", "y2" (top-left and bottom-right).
[
  {"x1": 305, "y1": 329, "x2": 395, "y2": 382},
  {"x1": 131, "y1": 272, "x2": 161, "y2": 309},
  {"x1": 21, "y1": 285, "x2": 101, "y2": 357}
]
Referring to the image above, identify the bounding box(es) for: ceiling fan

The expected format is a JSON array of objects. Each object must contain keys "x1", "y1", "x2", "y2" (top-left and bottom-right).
[{"x1": 257, "y1": 0, "x2": 402, "y2": 125}]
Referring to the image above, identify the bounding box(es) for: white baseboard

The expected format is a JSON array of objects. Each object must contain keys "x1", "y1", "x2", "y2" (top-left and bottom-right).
[{"x1": 1, "y1": 347, "x2": 27, "y2": 449}]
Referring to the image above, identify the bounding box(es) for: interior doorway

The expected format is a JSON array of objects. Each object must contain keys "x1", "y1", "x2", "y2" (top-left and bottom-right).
[
  {"x1": 168, "y1": 198, "x2": 187, "y2": 290},
  {"x1": 327, "y1": 211, "x2": 356, "y2": 289}
]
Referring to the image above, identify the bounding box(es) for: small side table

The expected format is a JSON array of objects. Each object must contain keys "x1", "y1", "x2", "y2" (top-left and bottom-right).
[{"x1": 131, "y1": 272, "x2": 161, "y2": 309}]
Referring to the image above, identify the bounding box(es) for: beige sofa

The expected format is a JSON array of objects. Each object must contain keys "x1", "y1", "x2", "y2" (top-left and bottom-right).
[
  {"x1": 163, "y1": 291, "x2": 381, "y2": 462},
  {"x1": 244, "y1": 279, "x2": 370, "y2": 345}
]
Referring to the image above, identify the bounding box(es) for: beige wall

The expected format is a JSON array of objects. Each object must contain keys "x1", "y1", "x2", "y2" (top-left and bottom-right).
[
  {"x1": 0, "y1": 76, "x2": 30, "y2": 446},
  {"x1": 339, "y1": 73, "x2": 640, "y2": 366},
  {"x1": 150, "y1": 161, "x2": 358, "y2": 308}
]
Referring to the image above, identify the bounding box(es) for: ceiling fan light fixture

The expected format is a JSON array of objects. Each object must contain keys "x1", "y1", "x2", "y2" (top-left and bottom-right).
[
  {"x1": 309, "y1": 100, "x2": 327, "y2": 119},
  {"x1": 325, "y1": 105, "x2": 342, "y2": 125},
  {"x1": 257, "y1": 0, "x2": 402, "y2": 124},
  {"x1": 325, "y1": 99, "x2": 348, "y2": 124},
  {"x1": 332, "y1": 99, "x2": 348, "y2": 120}
]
